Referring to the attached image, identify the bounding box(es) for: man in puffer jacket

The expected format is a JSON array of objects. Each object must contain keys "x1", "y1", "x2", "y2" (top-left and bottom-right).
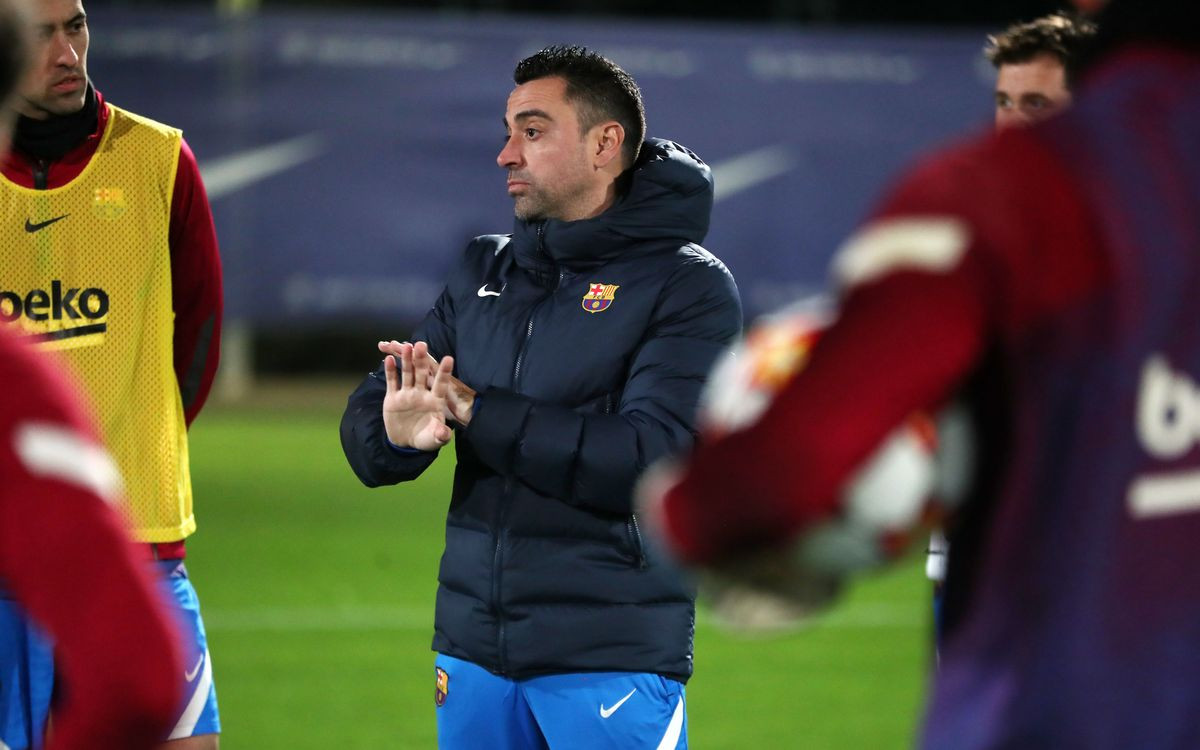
[{"x1": 340, "y1": 45, "x2": 740, "y2": 749}]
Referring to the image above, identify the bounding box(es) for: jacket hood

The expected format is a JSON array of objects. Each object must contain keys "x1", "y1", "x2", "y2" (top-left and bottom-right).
[{"x1": 511, "y1": 138, "x2": 713, "y2": 279}]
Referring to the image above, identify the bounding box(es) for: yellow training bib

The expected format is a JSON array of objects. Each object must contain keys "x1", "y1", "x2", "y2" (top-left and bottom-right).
[{"x1": 0, "y1": 104, "x2": 194, "y2": 542}]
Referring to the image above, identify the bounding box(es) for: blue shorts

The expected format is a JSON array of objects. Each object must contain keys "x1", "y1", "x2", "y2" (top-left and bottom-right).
[
  {"x1": 0, "y1": 558, "x2": 220, "y2": 749},
  {"x1": 158, "y1": 559, "x2": 221, "y2": 740},
  {"x1": 0, "y1": 602, "x2": 53, "y2": 750},
  {"x1": 435, "y1": 653, "x2": 687, "y2": 750}
]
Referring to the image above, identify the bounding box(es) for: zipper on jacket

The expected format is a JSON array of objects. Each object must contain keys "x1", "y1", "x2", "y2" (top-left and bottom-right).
[
  {"x1": 512, "y1": 318, "x2": 534, "y2": 391},
  {"x1": 492, "y1": 475, "x2": 513, "y2": 675},
  {"x1": 33, "y1": 160, "x2": 48, "y2": 190},
  {"x1": 627, "y1": 514, "x2": 647, "y2": 569},
  {"x1": 535, "y1": 221, "x2": 565, "y2": 291},
  {"x1": 512, "y1": 224, "x2": 548, "y2": 390}
]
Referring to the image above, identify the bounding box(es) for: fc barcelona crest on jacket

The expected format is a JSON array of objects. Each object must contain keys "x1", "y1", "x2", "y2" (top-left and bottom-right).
[{"x1": 582, "y1": 283, "x2": 619, "y2": 313}]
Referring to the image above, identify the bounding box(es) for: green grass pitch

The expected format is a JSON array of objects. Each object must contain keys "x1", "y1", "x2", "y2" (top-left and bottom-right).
[{"x1": 186, "y1": 401, "x2": 931, "y2": 748}]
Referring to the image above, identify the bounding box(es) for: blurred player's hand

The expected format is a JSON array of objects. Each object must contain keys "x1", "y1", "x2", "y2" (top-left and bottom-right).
[
  {"x1": 377, "y1": 340, "x2": 455, "y2": 451},
  {"x1": 636, "y1": 460, "x2": 843, "y2": 633},
  {"x1": 700, "y1": 551, "x2": 844, "y2": 632}
]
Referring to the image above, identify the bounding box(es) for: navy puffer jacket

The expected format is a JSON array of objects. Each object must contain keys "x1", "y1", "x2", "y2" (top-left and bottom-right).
[{"x1": 341, "y1": 139, "x2": 741, "y2": 682}]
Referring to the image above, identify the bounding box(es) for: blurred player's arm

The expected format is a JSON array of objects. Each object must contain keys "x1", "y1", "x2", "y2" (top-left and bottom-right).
[
  {"x1": 649, "y1": 134, "x2": 1102, "y2": 565},
  {"x1": 647, "y1": 151, "x2": 1001, "y2": 565},
  {"x1": 656, "y1": 258, "x2": 987, "y2": 563},
  {"x1": 0, "y1": 338, "x2": 183, "y2": 750},
  {"x1": 463, "y1": 257, "x2": 740, "y2": 514},
  {"x1": 169, "y1": 138, "x2": 223, "y2": 426}
]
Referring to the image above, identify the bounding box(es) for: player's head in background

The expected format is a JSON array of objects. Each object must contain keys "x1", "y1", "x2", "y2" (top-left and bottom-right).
[
  {"x1": 498, "y1": 45, "x2": 646, "y2": 222},
  {"x1": 986, "y1": 12, "x2": 1096, "y2": 130},
  {"x1": 12, "y1": 0, "x2": 87, "y2": 120},
  {"x1": 0, "y1": 0, "x2": 30, "y2": 149}
]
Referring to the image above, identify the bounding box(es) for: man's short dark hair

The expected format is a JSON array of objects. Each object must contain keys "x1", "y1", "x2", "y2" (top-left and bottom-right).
[
  {"x1": 985, "y1": 13, "x2": 1097, "y2": 90},
  {"x1": 0, "y1": 0, "x2": 28, "y2": 104},
  {"x1": 514, "y1": 45, "x2": 646, "y2": 169}
]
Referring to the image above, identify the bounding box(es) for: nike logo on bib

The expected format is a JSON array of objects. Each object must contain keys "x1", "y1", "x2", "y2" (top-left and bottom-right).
[
  {"x1": 599, "y1": 688, "x2": 637, "y2": 718},
  {"x1": 25, "y1": 215, "x2": 69, "y2": 233},
  {"x1": 477, "y1": 284, "x2": 502, "y2": 297}
]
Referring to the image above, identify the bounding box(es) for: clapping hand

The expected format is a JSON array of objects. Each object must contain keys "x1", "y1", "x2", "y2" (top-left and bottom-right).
[
  {"x1": 377, "y1": 340, "x2": 479, "y2": 450},
  {"x1": 377, "y1": 340, "x2": 456, "y2": 451}
]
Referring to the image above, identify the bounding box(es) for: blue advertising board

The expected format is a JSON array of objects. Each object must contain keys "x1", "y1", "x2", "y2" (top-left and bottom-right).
[{"x1": 89, "y1": 7, "x2": 994, "y2": 328}]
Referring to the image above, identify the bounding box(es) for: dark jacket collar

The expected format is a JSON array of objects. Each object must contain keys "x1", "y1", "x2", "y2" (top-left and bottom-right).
[
  {"x1": 510, "y1": 138, "x2": 713, "y2": 283},
  {"x1": 13, "y1": 83, "x2": 100, "y2": 162}
]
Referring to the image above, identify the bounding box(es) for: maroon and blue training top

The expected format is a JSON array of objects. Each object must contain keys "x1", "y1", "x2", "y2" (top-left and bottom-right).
[{"x1": 660, "y1": 47, "x2": 1200, "y2": 748}]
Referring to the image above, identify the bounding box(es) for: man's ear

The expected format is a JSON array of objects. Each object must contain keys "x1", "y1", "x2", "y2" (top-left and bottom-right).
[{"x1": 593, "y1": 121, "x2": 625, "y2": 170}]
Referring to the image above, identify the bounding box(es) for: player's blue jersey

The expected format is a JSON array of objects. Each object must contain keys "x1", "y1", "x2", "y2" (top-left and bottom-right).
[{"x1": 924, "y1": 50, "x2": 1200, "y2": 749}]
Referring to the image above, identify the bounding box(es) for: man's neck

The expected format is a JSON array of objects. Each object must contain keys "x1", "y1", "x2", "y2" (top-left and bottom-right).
[
  {"x1": 558, "y1": 177, "x2": 620, "y2": 222},
  {"x1": 12, "y1": 84, "x2": 98, "y2": 162}
]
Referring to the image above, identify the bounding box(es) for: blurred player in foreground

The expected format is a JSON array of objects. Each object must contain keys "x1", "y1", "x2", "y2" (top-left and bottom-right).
[
  {"x1": 0, "y1": 0, "x2": 223, "y2": 747},
  {"x1": 0, "y1": 2, "x2": 182, "y2": 748},
  {"x1": 0, "y1": 330, "x2": 183, "y2": 750},
  {"x1": 926, "y1": 10, "x2": 1098, "y2": 643},
  {"x1": 639, "y1": 0, "x2": 1200, "y2": 746}
]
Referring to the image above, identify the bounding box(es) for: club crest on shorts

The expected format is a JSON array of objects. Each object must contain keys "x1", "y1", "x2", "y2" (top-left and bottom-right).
[
  {"x1": 582, "y1": 283, "x2": 619, "y2": 313},
  {"x1": 435, "y1": 667, "x2": 449, "y2": 707}
]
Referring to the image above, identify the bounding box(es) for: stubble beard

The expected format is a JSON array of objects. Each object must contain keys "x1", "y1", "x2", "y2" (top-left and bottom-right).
[
  {"x1": 20, "y1": 82, "x2": 88, "y2": 120},
  {"x1": 511, "y1": 174, "x2": 592, "y2": 223},
  {"x1": 508, "y1": 139, "x2": 599, "y2": 222},
  {"x1": 512, "y1": 192, "x2": 549, "y2": 222}
]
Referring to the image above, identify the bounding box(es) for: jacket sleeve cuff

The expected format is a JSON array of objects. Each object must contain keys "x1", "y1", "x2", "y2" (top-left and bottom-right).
[
  {"x1": 464, "y1": 388, "x2": 532, "y2": 473},
  {"x1": 385, "y1": 434, "x2": 432, "y2": 455}
]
